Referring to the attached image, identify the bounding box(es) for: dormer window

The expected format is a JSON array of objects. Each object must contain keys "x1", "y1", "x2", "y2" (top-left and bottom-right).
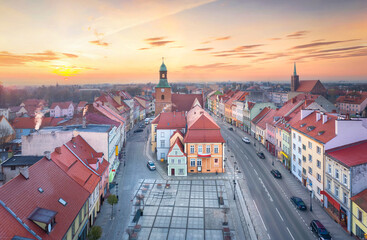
[
  {"x1": 28, "y1": 207, "x2": 57, "y2": 233},
  {"x1": 318, "y1": 131, "x2": 325, "y2": 136}
]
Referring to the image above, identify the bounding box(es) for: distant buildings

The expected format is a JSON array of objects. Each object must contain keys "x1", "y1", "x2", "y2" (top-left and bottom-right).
[
  {"x1": 336, "y1": 91, "x2": 367, "y2": 115},
  {"x1": 50, "y1": 101, "x2": 74, "y2": 118}
]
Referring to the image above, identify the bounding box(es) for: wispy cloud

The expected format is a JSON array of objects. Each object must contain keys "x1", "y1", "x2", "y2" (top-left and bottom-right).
[
  {"x1": 268, "y1": 37, "x2": 282, "y2": 41},
  {"x1": 0, "y1": 50, "x2": 61, "y2": 66},
  {"x1": 286, "y1": 30, "x2": 309, "y2": 39},
  {"x1": 292, "y1": 47, "x2": 367, "y2": 61},
  {"x1": 138, "y1": 47, "x2": 150, "y2": 50},
  {"x1": 183, "y1": 62, "x2": 248, "y2": 71},
  {"x1": 63, "y1": 53, "x2": 78, "y2": 58},
  {"x1": 194, "y1": 48, "x2": 213, "y2": 51},
  {"x1": 89, "y1": 40, "x2": 109, "y2": 46},
  {"x1": 290, "y1": 39, "x2": 361, "y2": 49},
  {"x1": 143, "y1": 37, "x2": 175, "y2": 47},
  {"x1": 201, "y1": 36, "x2": 231, "y2": 44}
]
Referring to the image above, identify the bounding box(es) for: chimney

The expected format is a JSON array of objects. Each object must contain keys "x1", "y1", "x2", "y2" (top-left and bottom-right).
[
  {"x1": 44, "y1": 151, "x2": 51, "y2": 160},
  {"x1": 55, "y1": 147, "x2": 61, "y2": 154},
  {"x1": 19, "y1": 166, "x2": 29, "y2": 179},
  {"x1": 316, "y1": 112, "x2": 321, "y2": 122},
  {"x1": 82, "y1": 116, "x2": 87, "y2": 128},
  {"x1": 322, "y1": 114, "x2": 328, "y2": 124}
]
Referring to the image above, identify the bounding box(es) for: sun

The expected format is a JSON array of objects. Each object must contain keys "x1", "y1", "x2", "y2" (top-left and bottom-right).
[{"x1": 51, "y1": 65, "x2": 82, "y2": 77}]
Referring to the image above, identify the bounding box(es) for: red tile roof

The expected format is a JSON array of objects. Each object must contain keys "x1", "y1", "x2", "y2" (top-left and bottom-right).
[
  {"x1": 326, "y1": 140, "x2": 367, "y2": 167},
  {"x1": 0, "y1": 157, "x2": 89, "y2": 240},
  {"x1": 336, "y1": 92, "x2": 367, "y2": 105},
  {"x1": 157, "y1": 112, "x2": 186, "y2": 129},
  {"x1": 77, "y1": 101, "x2": 88, "y2": 108},
  {"x1": 50, "y1": 101, "x2": 73, "y2": 109},
  {"x1": 251, "y1": 107, "x2": 271, "y2": 124},
  {"x1": 171, "y1": 94, "x2": 204, "y2": 112},
  {"x1": 0, "y1": 204, "x2": 35, "y2": 239},
  {"x1": 247, "y1": 101, "x2": 255, "y2": 110},
  {"x1": 351, "y1": 188, "x2": 367, "y2": 213},
  {"x1": 168, "y1": 137, "x2": 186, "y2": 156},
  {"x1": 296, "y1": 80, "x2": 319, "y2": 92},
  {"x1": 184, "y1": 129, "x2": 225, "y2": 143},
  {"x1": 22, "y1": 99, "x2": 46, "y2": 107},
  {"x1": 151, "y1": 114, "x2": 161, "y2": 124},
  {"x1": 292, "y1": 111, "x2": 337, "y2": 143},
  {"x1": 257, "y1": 109, "x2": 276, "y2": 130},
  {"x1": 12, "y1": 117, "x2": 64, "y2": 129},
  {"x1": 170, "y1": 130, "x2": 184, "y2": 140}
]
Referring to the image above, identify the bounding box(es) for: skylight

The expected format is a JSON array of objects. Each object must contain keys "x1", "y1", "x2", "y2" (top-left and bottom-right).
[
  {"x1": 318, "y1": 131, "x2": 325, "y2": 136},
  {"x1": 38, "y1": 187, "x2": 44, "y2": 193},
  {"x1": 58, "y1": 198, "x2": 67, "y2": 206},
  {"x1": 307, "y1": 126, "x2": 315, "y2": 131}
]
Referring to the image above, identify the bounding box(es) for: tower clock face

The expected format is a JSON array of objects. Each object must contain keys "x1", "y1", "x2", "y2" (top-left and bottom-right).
[{"x1": 161, "y1": 88, "x2": 165, "y2": 92}]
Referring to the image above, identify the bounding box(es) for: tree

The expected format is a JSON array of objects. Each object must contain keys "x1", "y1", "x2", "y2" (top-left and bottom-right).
[
  {"x1": 107, "y1": 194, "x2": 118, "y2": 219},
  {"x1": 87, "y1": 226, "x2": 102, "y2": 240},
  {"x1": 0, "y1": 124, "x2": 14, "y2": 152}
]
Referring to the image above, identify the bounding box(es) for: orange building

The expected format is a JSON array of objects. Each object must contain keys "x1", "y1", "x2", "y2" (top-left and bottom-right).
[{"x1": 184, "y1": 105, "x2": 225, "y2": 173}]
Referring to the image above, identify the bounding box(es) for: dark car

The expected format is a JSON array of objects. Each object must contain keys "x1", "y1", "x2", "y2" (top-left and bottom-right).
[
  {"x1": 147, "y1": 161, "x2": 156, "y2": 171},
  {"x1": 228, "y1": 127, "x2": 234, "y2": 131},
  {"x1": 270, "y1": 169, "x2": 282, "y2": 178},
  {"x1": 256, "y1": 152, "x2": 265, "y2": 159},
  {"x1": 291, "y1": 196, "x2": 307, "y2": 211},
  {"x1": 310, "y1": 220, "x2": 332, "y2": 240},
  {"x1": 134, "y1": 129, "x2": 143, "y2": 133}
]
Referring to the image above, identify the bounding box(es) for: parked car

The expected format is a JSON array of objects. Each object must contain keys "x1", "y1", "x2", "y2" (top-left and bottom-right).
[
  {"x1": 290, "y1": 196, "x2": 307, "y2": 211},
  {"x1": 242, "y1": 137, "x2": 250, "y2": 144},
  {"x1": 134, "y1": 129, "x2": 143, "y2": 133},
  {"x1": 310, "y1": 220, "x2": 332, "y2": 240},
  {"x1": 147, "y1": 161, "x2": 156, "y2": 171},
  {"x1": 228, "y1": 127, "x2": 233, "y2": 131},
  {"x1": 270, "y1": 169, "x2": 282, "y2": 178},
  {"x1": 256, "y1": 152, "x2": 265, "y2": 159},
  {"x1": 139, "y1": 124, "x2": 145, "y2": 128}
]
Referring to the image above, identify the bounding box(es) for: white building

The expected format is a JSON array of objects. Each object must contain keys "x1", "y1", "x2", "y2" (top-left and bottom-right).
[{"x1": 50, "y1": 101, "x2": 74, "y2": 118}]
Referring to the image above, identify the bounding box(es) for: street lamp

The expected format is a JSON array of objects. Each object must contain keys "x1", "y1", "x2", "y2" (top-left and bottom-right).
[
  {"x1": 233, "y1": 180, "x2": 236, "y2": 200},
  {"x1": 272, "y1": 156, "x2": 275, "y2": 166},
  {"x1": 310, "y1": 190, "x2": 313, "y2": 212}
]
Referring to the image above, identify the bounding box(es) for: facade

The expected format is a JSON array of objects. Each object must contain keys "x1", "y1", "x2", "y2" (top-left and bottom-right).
[
  {"x1": 50, "y1": 101, "x2": 74, "y2": 118},
  {"x1": 243, "y1": 102, "x2": 276, "y2": 135},
  {"x1": 336, "y1": 91, "x2": 367, "y2": 115},
  {"x1": 0, "y1": 108, "x2": 9, "y2": 119},
  {"x1": 251, "y1": 107, "x2": 271, "y2": 140},
  {"x1": 167, "y1": 138, "x2": 187, "y2": 176},
  {"x1": 351, "y1": 189, "x2": 367, "y2": 239}
]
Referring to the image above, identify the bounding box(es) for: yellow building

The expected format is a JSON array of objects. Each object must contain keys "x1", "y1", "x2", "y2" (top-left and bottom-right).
[
  {"x1": 151, "y1": 115, "x2": 160, "y2": 153},
  {"x1": 351, "y1": 189, "x2": 367, "y2": 239}
]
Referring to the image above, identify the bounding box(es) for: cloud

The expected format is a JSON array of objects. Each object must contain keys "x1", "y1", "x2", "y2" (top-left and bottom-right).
[
  {"x1": 291, "y1": 39, "x2": 361, "y2": 49},
  {"x1": 292, "y1": 47, "x2": 367, "y2": 61},
  {"x1": 194, "y1": 48, "x2": 213, "y2": 51},
  {"x1": 0, "y1": 50, "x2": 60, "y2": 66},
  {"x1": 138, "y1": 47, "x2": 150, "y2": 50},
  {"x1": 253, "y1": 53, "x2": 288, "y2": 62},
  {"x1": 234, "y1": 45, "x2": 264, "y2": 51},
  {"x1": 94, "y1": 30, "x2": 104, "y2": 38},
  {"x1": 143, "y1": 37, "x2": 175, "y2": 47},
  {"x1": 63, "y1": 53, "x2": 78, "y2": 58},
  {"x1": 170, "y1": 46, "x2": 184, "y2": 48},
  {"x1": 212, "y1": 44, "x2": 264, "y2": 56},
  {"x1": 316, "y1": 46, "x2": 367, "y2": 53},
  {"x1": 89, "y1": 40, "x2": 109, "y2": 46},
  {"x1": 183, "y1": 62, "x2": 248, "y2": 71},
  {"x1": 201, "y1": 36, "x2": 231, "y2": 44},
  {"x1": 286, "y1": 31, "x2": 309, "y2": 39},
  {"x1": 268, "y1": 37, "x2": 282, "y2": 41}
]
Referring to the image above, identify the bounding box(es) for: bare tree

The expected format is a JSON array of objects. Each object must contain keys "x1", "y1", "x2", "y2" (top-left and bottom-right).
[{"x1": 0, "y1": 124, "x2": 14, "y2": 151}]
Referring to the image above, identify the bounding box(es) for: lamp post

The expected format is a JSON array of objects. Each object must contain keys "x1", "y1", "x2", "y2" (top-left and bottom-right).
[
  {"x1": 310, "y1": 190, "x2": 313, "y2": 212},
  {"x1": 272, "y1": 155, "x2": 275, "y2": 166},
  {"x1": 233, "y1": 161, "x2": 237, "y2": 200}
]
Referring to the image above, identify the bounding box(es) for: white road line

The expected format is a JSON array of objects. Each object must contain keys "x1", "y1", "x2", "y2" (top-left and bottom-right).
[
  {"x1": 276, "y1": 208, "x2": 284, "y2": 222},
  {"x1": 287, "y1": 227, "x2": 295, "y2": 240},
  {"x1": 253, "y1": 199, "x2": 268, "y2": 232},
  {"x1": 249, "y1": 161, "x2": 253, "y2": 167},
  {"x1": 245, "y1": 155, "x2": 249, "y2": 159},
  {"x1": 254, "y1": 169, "x2": 258, "y2": 176},
  {"x1": 268, "y1": 233, "x2": 271, "y2": 239}
]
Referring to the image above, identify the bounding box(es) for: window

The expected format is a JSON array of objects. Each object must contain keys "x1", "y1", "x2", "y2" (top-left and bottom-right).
[
  {"x1": 343, "y1": 192, "x2": 347, "y2": 205},
  {"x1": 293, "y1": 143, "x2": 296, "y2": 150},
  {"x1": 206, "y1": 145, "x2": 211, "y2": 153},
  {"x1": 317, "y1": 187, "x2": 321, "y2": 195},
  {"x1": 171, "y1": 159, "x2": 174, "y2": 164},
  {"x1": 298, "y1": 159, "x2": 301, "y2": 165},
  {"x1": 161, "y1": 153, "x2": 165, "y2": 159},
  {"x1": 198, "y1": 145, "x2": 202, "y2": 153},
  {"x1": 343, "y1": 174, "x2": 347, "y2": 185},
  {"x1": 179, "y1": 169, "x2": 184, "y2": 175},
  {"x1": 335, "y1": 169, "x2": 339, "y2": 180},
  {"x1": 298, "y1": 147, "x2": 301, "y2": 154},
  {"x1": 214, "y1": 145, "x2": 219, "y2": 153},
  {"x1": 308, "y1": 141, "x2": 312, "y2": 149},
  {"x1": 317, "y1": 146, "x2": 321, "y2": 154},
  {"x1": 335, "y1": 185, "x2": 339, "y2": 199},
  {"x1": 197, "y1": 159, "x2": 202, "y2": 166},
  {"x1": 174, "y1": 151, "x2": 178, "y2": 155},
  {"x1": 178, "y1": 159, "x2": 181, "y2": 164},
  {"x1": 302, "y1": 155, "x2": 306, "y2": 162},
  {"x1": 357, "y1": 209, "x2": 362, "y2": 221},
  {"x1": 214, "y1": 158, "x2": 219, "y2": 164},
  {"x1": 298, "y1": 136, "x2": 301, "y2": 142},
  {"x1": 328, "y1": 164, "x2": 332, "y2": 174},
  {"x1": 317, "y1": 173, "x2": 321, "y2": 182},
  {"x1": 298, "y1": 170, "x2": 301, "y2": 177},
  {"x1": 10, "y1": 166, "x2": 16, "y2": 171},
  {"x1": 302, "y1": 144, "x2": 306, "y2": 150},
  {"x1": 161, "y1": 95, "x2": 164, "y2": 100},
  {"x1": 161, "y1": 132, "x2": 164, "y2": 137},
  {"x1": 303, "y1": 168, "x2": 306, "y2": 175},
  {"x1": 293, "y1": 133, "x2": 296, "y2": 139},
  {"x1": 327, "y1": 179, "x2": 331, "y2": 191},
  {"x1": 190, "y1": 159, "x2": 195, "y2": 167},
  {"x1": 308, "y1": 167, "x2": 312, "y2": 175},
  {"x1": 316, "y1": 160, "x2": 321, "y2": 169},
  {"x1": 293, "y1": 154, "x2": 296, "y2": 161},
  {"x1": 293, "y1": 165, "x2": 296, "y2": 171},
  {"x1": 190, "y1": 145, "x2": 194, "y2": 153},
  {"x1": 160, "y1": 140, "x2": 165, "y2": 147},
  {"x1": 308, "y1": 154, "x2": 312, "y2": 162}
]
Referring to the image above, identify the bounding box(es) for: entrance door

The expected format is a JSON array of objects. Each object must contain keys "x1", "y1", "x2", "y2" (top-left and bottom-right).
[{"x1": 171, "y1": 168, "x2": 175, "y2": 176}]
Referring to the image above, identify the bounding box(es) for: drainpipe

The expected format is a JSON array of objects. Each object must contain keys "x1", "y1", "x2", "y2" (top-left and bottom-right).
[{"x1": 349, "y1": 169, "x2": 352, "y2": 235}]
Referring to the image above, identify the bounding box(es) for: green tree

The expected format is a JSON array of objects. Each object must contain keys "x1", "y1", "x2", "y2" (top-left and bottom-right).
[
  {"x1": 87, "y1": 226, "x2": 102, "y2": 240},
  {"x1": 107, "y1": 194, "x2": 118, "y2": 219}
]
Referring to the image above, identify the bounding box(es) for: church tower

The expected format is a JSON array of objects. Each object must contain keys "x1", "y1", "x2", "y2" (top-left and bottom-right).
[
  {"x1": 155, "y1": 58, "x2": 172, "y2": 116},
  {"x1": 291, "y1": 62, "x2": 299, "y2": 91}
]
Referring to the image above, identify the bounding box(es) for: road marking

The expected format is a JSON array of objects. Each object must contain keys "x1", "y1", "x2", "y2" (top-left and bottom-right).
[
  {"x1": 245, "y1": 155, "x2": 249, "y2": 159},
  {"x1": 249, "y1": 161, "x2": 253, "y2": 167},
  {"x1": 268, "y1": 233, "x2": 271, "y2": 239},
  {"x1": 259, "y1": 177, "x2": 273, "y2": 202},
  {"x1": 253, "y1": 199, "x2": 267, "y2": 232},
  {"x1": 276, "y1": 208, "x2": 284, "y2": 222},
  {"x1": 254, "y1": 169, "x2": 258, "y2": 176},
  {"x1": 287, "y1": 227, "x2": 295, "y2": 240}
]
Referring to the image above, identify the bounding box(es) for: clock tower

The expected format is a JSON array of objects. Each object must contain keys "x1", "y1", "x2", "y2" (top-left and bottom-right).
[{"x1": 155, "y1": 58, "x2": 172, "y2": 115}]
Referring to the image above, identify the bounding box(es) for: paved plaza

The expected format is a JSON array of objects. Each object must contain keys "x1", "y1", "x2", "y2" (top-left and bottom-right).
[{"x1": 126, "y1": 179, "x2": 236, "y2": 240}]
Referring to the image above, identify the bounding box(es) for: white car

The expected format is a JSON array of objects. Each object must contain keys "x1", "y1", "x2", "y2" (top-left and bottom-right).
[{"x1": 242, "y1": 137, "x2": 250, "y2": 144}]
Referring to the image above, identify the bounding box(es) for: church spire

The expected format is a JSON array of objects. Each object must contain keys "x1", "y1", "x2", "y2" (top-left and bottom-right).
[{"x1": 293, "y1": 62, "x2": 297, "y2": 76}]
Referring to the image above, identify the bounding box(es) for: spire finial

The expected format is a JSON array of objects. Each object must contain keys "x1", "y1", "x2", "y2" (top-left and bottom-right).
[
  {"x1": 294, "y1": 62, "x2": 297, "y2": 76},
  {"x1": 162, "y1": 57, "x2": 164, "y2": 64}
]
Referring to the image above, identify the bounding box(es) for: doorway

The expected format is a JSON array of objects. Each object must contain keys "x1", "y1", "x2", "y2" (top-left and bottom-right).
[{"x1": 171, "y1": 168, "x2": 175, "y2": 176}]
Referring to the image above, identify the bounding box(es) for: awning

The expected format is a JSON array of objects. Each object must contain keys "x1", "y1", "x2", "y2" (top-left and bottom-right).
[
  {"x1": 198, "y1": 153, "x2": 211, "y2": 158},
  {"x1": 321, "y1": 191, "x2": 340, "y2": 209},
  {"x1": 280, "y1": 151, "x2": 289, "y2": 159}
]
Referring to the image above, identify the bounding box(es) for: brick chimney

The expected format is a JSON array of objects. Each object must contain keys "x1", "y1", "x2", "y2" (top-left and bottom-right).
[{"x1": 322, "y1": 114, "x2": 328, "y2": 124}]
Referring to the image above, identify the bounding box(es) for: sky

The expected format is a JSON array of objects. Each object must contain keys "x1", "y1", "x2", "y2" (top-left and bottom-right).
[{"x1": 0, "y1": 0, "x2": 366, "y2": 86}]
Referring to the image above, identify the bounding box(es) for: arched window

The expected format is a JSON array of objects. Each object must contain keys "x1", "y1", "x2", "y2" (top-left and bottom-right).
[{"x1": 161, "y1": 95, "x2": 165, "y2": 100}]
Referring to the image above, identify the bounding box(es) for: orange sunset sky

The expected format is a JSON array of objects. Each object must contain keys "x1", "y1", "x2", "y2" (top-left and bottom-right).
[{"x1": 0, "y1": 0, "x2": 366, "y2": 85}]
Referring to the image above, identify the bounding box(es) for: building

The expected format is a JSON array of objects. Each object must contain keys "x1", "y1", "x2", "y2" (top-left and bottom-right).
[
  {"x1": 0, "y1": 116, "x2": 15, "y2": 147},
  {"x1": 185, "y1": 105, "x2": 225, "y2": 173},
  {"x1": 351, "y1": 188, "x2": 367, "y2": 239},
  {"x1": 22, "y1": 124, "x2": 122, "y2": 182},
  {"x1": 0, "y1": 157, "x2": 90, "y2": 240},
  {"x1": 256, "y1": 109, "x2": 276, "y2": 146},
  {"x1": 167, "y1": 137, "x2": 187, "y2": 176},
  {"x1": 0, "y1": 108, "x2": 9, "y2": 119},
  {"x1": 0, "y1": 155, "x2": 42, "y2": 185},
  {"x1": 8, "y1": 106, "x2": 27, "y2": 120},
  {"x1": 77, "y1": 101, "x2": 88, "y2": 113},
  {"x1": 243, "y1": 101, "x2": 276, "y2": 135},
  {"x1": 155, "y1": 111, "x2": 186, "y2": 160},
  {"x1": 289, "y1": 63, "x2": 327, "y2": 99},
  {"x1": 12, "y1": 117, "x2": 64, "y2": 139},
  {"x1": 50, "y1": 101, "x2": 75, "y2": 118},
  {"x1": 251, "y1": 107, "x2": 271, "y2": 141},
  {"x1": 154, "y1": 60, "x2": 204, "y2": 116},
  {"x1": 336, "y1": 91, "x2": 367, "y2": 115},
  {"x1": 324, "y1": 140, "x2": 367, "y2": 233}
]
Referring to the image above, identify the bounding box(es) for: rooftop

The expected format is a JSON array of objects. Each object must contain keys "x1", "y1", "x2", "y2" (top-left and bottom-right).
[
  {"x1": 351, "y1": 188, "x2": 367, "y2": 213},
  {"x1": 1, "y1": 155, "x2": 43, "y2": 167},
  {"x1": 171, "y1": 94, "x2": 204, "y2": 112},
  {"x1": 156, "y1": 111, "x2": 186, "y2": 129},
  {"x1": 38, "y1": 124, "x2": 113, "y2": 133},
  {"x1": 326, "y1": 140, "x2": 367, "y2": 167}
]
